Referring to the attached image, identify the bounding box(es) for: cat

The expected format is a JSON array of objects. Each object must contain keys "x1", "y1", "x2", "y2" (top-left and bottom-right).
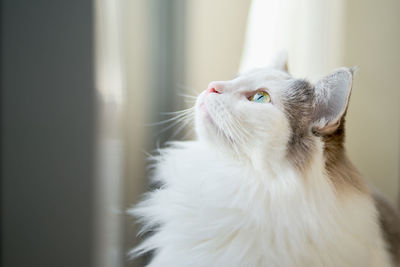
[{"x1": 130, "y1": 60, "x2": 400, "y2": 266}]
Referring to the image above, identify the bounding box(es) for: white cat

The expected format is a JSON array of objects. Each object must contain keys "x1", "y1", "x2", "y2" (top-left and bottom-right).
[{"x1": 130, "y1": 62, "x2": 399, "y2": 266}]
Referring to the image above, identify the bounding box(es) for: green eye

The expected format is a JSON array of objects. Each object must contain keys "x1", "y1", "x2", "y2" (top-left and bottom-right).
[{"x1": 249, "y1": 91, "x2": 271, "y2": 103}]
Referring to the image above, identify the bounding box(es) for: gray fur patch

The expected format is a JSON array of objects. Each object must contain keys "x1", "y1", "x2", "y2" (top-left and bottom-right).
[
  {"x1": 281, "y1": 79, "x2": 366, "y2": 192},
  {"x1": 282, "y1": 79, "x2": 316, "y2": 170}
]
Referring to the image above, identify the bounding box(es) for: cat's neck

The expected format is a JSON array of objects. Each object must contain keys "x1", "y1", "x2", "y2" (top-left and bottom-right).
[
  {"x1": 198, "y1": 129, "x2": 367, "y2": 196},
  {"x1": 203, "y1": 138, "x2": 326, "y2": 182},
  {"x1": 321, "y1": 118, "x2": 368, "y2": 194}
]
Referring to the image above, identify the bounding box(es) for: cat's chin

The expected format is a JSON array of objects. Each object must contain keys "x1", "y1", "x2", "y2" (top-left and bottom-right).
[
  {"x1": 195, "y1": 91, "x2": 241, "y2": 151},
  {"x1": 197, "y1": 108, "x2": 217, "y2": 135},
  {"x1": 196, "y1": 115, "x2": 238, "y2": 153},
  {"x1": 196, "y1": 92, "x2": 216, "y2": 127}
]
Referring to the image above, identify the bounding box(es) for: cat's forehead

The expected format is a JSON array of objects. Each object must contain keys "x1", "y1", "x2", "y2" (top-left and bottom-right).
[
  {"x1": 232, "y1": 67, "x2": 292, "y2": 88},
  {"x1": 240, "y1": 67, "x2": 291, "y2": 79}
]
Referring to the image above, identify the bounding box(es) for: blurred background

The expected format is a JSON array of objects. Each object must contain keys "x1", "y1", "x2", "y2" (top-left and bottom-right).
[{"x1": 1, "y1": 0, "x2": 399, "y2": 266}]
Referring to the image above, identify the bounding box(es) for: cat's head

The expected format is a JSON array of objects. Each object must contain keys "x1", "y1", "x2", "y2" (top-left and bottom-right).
[{"x1": 195, "y1": 63, "x2": 354, "y2": 168}]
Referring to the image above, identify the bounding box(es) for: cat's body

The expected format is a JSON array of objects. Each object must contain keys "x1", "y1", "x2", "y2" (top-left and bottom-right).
[{"x1": 132, "y1": 64, "x2": 399, "y2": 266}]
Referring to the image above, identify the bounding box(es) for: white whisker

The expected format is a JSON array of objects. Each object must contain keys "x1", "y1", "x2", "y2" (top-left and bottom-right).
[
  {"x1": 146, "y1": 108, "x2": 194, "y2": 127},
  {"x1": 158, "y1": 113, "x2": 193, "y2": 135}
]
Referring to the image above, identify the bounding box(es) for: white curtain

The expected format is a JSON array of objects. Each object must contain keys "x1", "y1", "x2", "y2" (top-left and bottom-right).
[{"x1": 240, "y1": 0, "x2": 346, "y2": 81}]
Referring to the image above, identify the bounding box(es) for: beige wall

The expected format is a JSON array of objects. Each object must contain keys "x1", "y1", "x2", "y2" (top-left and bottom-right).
[
  {"x1": 184, "y1": 0, "x2": 252, "y2": 93},
  {"x1": 344, "y1": 0, "x2": 400, "y2": 203}
]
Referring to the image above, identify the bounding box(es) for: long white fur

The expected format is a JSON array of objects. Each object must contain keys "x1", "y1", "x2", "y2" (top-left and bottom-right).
[{"x1": 130, "y1": 68, "x2": 392, "y2": 267}]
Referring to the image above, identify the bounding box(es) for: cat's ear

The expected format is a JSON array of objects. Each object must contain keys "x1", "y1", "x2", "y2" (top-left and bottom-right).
[
  {"x1": 271, "y1": 51, "x2": 288, "y2": 72},
  {"x1": 312, "y1": 68, "x2": 355, "y2": 135}
]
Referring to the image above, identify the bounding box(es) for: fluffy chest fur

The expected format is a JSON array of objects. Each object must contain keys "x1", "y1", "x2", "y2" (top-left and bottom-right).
[{"x1": 132, "y1": 142, "x2": 390, "y2": 267}]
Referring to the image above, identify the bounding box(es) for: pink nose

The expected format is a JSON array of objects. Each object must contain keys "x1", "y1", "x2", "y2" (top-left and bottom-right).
[
  {"x1": 206, "y1": 83, "x2": 222, "y2": 94},
  {"x1": 207, "y1": 87, "x2": 221, "y2": 94}
]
